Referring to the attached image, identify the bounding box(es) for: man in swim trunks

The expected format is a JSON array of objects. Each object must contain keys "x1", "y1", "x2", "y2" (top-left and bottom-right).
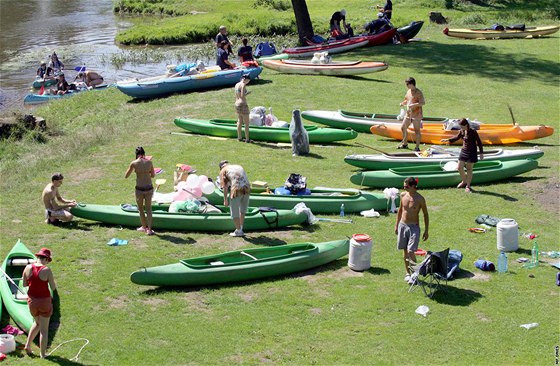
[
  {"x1": 395, "y1": 177, "x2": 429, "y2": 284},
  {"x1": 125, "y1": 146, "x2": 155, "y2": 235},
  {"x1": 399, "y1": 77, "x2": 425, "y2": 152},
  {"x1": 42, "y1": 173, "x2": 76, "y2": 225}
]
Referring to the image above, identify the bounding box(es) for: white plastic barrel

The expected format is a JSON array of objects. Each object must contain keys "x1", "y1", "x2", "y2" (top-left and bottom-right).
[
  {"x1": 348, "y1": 234, "x2": 373, "y2": 271},
  {"x1": 0, "y1": 334, "x2": 16, "y2": 354},
  {"x1": 497, "y1": 218, "x2": 519, "y2": 252}
]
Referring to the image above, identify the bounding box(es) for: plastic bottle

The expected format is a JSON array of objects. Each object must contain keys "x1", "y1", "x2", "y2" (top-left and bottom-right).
[
  {"x1": 530, "y1": 240, "x2": 539, "y2": 267},
  {"x1": 340, "y1": 204, "x2": 345, "y2": 217},
  {"x1": 497, "y1": 251, "x2": 508, "y2": 273}
]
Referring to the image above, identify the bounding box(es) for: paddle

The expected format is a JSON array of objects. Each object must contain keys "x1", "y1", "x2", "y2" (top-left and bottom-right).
[
  {"x1": 0, "y1": 266, "x2": 28, "y2": 296},
  {"x1": 74, "y1": 66, "x2": 86, "y2": 72},
  {"x1": 354, "y1": 142, "x2": 389, "y2": 155},
  {"x1": 507, "y1": 104, "x2": 517, "y2": 126},
  {"x1": 155, "y1": 178, "x2": 166, "y2": 192},
  {"x1": 38, "y1": 81, "x2": 45, "y2": 95}
]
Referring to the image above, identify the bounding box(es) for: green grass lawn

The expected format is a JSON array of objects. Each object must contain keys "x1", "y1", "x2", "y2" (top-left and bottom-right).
[{"x1": 1, "y1": 8, "x2": 559, "y2": 366}]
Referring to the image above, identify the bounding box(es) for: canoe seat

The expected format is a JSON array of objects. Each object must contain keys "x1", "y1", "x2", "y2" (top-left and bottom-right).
[
  {"x1": 15, "y1": 292, "x2": 28, "y2": 301},
  {"x1": 9, "y1": 258, "x2": 33, "y2": 266}
]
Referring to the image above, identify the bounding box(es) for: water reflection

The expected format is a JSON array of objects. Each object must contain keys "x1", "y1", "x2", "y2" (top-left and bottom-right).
[{"x1": 0, "y1": 0, "x2": 209, "y2": 112}]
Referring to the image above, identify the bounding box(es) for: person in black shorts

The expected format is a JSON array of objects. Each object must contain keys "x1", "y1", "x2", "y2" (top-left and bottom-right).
[{"x1": 441, "y1": 118, "x2": 484, "y2": 193}]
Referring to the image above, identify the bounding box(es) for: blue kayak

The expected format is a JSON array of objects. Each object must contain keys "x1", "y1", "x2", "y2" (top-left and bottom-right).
[{"x1": 116, "y1": 67, "x2": 259, "y2": 99}]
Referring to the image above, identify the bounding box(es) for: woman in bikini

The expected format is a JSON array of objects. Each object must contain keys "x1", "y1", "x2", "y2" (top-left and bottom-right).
[
  {"x1": 125, "y1": 147, "x2": 155, "y2": 235},
  {"x1": 234, "y1": 74, "x2": 251, "y2": 143}
]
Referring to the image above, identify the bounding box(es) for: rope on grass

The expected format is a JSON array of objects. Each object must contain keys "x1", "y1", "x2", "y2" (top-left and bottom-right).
[{"x1": 47, "y1": 338, "x2": 90, "y2": 362}]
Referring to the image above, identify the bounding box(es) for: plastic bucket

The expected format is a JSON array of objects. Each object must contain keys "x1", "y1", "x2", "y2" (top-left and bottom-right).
[
  {"x1": 497, "y1": 218, "x2": 519, "y2": 252},
  {"x1": 0, "y1": 334, "x2": 16, "y2": 354},
  {"x1": 348, "y1": 233, "x2": 373, "y2": 271}
]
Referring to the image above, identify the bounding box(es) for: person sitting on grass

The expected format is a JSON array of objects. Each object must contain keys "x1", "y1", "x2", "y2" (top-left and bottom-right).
[
  {"x1": 42, "y1": 173, "x2": 77, "y2": 225},
  {"x1": 395, "y1": 177, "x2": 429, "y2": 285}
]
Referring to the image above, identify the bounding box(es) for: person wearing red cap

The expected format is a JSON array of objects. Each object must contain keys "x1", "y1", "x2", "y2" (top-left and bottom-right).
[
  {"x1": 22, "y1": 248, "x2": 57, "y2": 358},
  {"x1": 395, "y1": 177, "x2": 429, "y2": 285}
]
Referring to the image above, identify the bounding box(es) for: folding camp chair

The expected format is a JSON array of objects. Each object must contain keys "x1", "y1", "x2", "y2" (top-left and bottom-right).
[{"x1": 408, "y1": 248, "x2": 450, "y2": 298}]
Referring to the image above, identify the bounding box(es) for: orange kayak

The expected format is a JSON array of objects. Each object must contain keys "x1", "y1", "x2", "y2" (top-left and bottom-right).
[{"x1": 370, "y1": 123, "x2": 554, "y2": 145}]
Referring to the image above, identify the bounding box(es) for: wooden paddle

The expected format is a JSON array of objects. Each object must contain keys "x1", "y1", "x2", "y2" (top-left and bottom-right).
[
  {"x1": 354, "y1": 142, "x2": 389, "y2": 154},
  {"x1": 155, "y1": 178, "x2": 166, "y2": 192}
]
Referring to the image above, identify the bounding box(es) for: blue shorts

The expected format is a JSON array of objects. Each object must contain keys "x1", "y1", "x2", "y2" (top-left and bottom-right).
[{"x1": 397, "y1": 222, "x2": 420, "y2": 251}]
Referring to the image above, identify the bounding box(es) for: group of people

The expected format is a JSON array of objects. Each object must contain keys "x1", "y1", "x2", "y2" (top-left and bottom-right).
[
  {"x1": 398, "y1": 76, "x2": 483, "y2": 193},
  {"x1": 35, "y1": 52, "x2": 104, "y2": 95},
  {"x1": 329, "y1": 1, "x2": 392, "y2": 39},
  {"x1": 215, "y1": 26, "x2": 256, "y2": 70}
]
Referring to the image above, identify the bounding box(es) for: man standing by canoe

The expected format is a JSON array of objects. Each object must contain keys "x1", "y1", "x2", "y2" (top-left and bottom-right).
[
  {"x1": 330, "y1": 9, "x2": 347, "y2": 38},
  {"x1": 395, "y1": 177, "x2": 429, "y2": 285},
  {"x1": 399, "y1": 77, "x2": 425, "y2": 152},
  {"x1": 42, "y1": 173, "x2": 76, "y2": 225}
]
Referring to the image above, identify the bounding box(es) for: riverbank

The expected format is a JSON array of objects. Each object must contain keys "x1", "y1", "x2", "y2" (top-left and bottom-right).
[
  {"x1": 1, "y1": 16, "x2": 559, "y2": 366},
  {"x1": 114, "y1": 0, "x2": 559, "y2": 45}
]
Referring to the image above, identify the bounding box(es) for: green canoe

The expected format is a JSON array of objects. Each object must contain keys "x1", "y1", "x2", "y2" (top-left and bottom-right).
[
  {"x1": 205, "y1": 186, "x2": 390, "y2": 214},
  {"x1": 350, "y1": 159, "x2": 538, "y2": 188},
  {"x1": 130, "y1": 239, "x2": 349, "y2": 286},
  {"x1": 174, "y1": 117, "x2": 358, "y2": 143},
  {"x1": 345, "y1": 147, "x2": 545, "y2": 170},
  {"x1": 70, "y1": 203, "x2": 308, "y2": 232},
  {"x1": 255, "y1": 53, "x2": 289, "y2": 65},
  {"x1": 0, "y1": 240, "x2": 36, "y2": 333},
  {"x1": 32, "y1": 77, "x2": 57, "y2": 89}
]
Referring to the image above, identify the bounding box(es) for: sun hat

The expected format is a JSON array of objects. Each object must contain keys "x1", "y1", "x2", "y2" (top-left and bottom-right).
[
  {"x1": 35, "y1": 248, "x2": 52, "y2": 261},
  {"x1": 219, "y1": 160, "x2": 229, "y2": 170}
]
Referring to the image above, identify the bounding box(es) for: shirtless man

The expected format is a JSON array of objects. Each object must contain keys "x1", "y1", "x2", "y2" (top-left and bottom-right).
[
  {"x1": 399, "y1": 77, "x2": 425, "y2": 152},
  {"x1": 125, "y1": 147, "x2": 155, "y2": 235},
  {"x1": 42, "y1": 173, "x2": 76, "y2": 224},
  {"x1": 395, "y1": 177, "x2": 429, "y2": 284},
  {"x1": 75, "y1": 71, "x2": 104, "y2": 88}
]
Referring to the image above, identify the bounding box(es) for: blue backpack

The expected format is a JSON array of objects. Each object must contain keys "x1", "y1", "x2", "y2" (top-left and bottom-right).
[{"x1": 253, "y1": 42, "x2": 277, "y2": 57}]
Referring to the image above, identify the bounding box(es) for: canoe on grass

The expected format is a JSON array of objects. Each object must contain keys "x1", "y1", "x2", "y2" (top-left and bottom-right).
[
  {"x1": 0, "y1": 240, "x2": 36, "y2": 333},
  {"x1": 130, "y1": 239, "x2": 349, "y2": 286},
  {"x1": 262, "y1": 59, "x2": 388, "y2": 76},
  {"x1": 283, "y1": 37, "x2": 369, "y2": 58},
  {"x1": 370, "y1": 123, "x2": 555, "y2": 145},
  {"x1": 397, "y1": 21, "x2": 424, "y2": 41},
  {"x1": 70, "y1": 203, "x2": 308, "y2": 232},
  {"x1": 344, "y1": 147, "x2": 545, "y2": 170},
  {"x1": 255, "y1": 53, "x2": 289, "y2": 65},
  {"x1": 205, "y1": 186, "x2": 390, "y2": 214},
  {"x1": 350, "y1": 159, "x2": 538, "y2": 188},
  {"x1": 443, "y1": 25, "x2": 559, "y2": 39},
  {"x1": 301, "y1": 110, "x2": 448, "y2": 133},
  {"x1": 116, "y1": 68, "x2": 247, "y2": 99},
  {"x1": 173, "y1": 117, "x2": 358, "y2": 143}
]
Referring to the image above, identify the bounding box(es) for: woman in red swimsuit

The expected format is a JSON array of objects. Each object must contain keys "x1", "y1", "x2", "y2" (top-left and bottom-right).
[{"x1": 22, "y1": 248, "x2": 57, "y2": 358}]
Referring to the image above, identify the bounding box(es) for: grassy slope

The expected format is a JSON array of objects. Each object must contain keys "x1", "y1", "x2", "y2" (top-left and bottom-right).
[{"x1": 1, "y1": 3, "x2": 559, "y2": 365}]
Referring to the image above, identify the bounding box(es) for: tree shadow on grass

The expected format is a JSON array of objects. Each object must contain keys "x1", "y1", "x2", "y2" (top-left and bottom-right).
[
  {"x1": 357, "y1": 40, "x2": 560, "y2": 85},
  {"x1": 471, "y1": 189, "x2": 518, "y2": 201},
  {"x1": 430, "y1": 285, "x2": 483, "y2": 306},
  {"x1": 337, "y1": 75, "x2": 393, "y2": 83}
]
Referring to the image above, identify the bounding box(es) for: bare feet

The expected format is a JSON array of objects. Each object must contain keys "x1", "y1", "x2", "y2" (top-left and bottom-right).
[
  {"x1": 465, "y1": 186, "x2": 472, "y2": 193},
  {"x1": 24, "y1": 347, "x2": 35, "y2": 356}
]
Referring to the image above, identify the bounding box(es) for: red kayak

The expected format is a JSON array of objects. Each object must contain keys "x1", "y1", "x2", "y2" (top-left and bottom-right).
[
  {"x1": 283, "y1": 37, "x2": 369, "y2": 58},
  {"x1": 359, "y1": 28, "x2": 398, "y2": 46}
]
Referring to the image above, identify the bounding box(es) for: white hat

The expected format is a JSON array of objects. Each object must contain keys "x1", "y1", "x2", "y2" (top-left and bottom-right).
[{"x1": 341, "y1": 9, "x2": 346, "y2": 16}]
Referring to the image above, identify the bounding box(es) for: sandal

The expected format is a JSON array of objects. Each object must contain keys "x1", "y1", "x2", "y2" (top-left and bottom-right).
[
  {"x1": 146, "y1": 229, "x2": 155, "y2": 236},
  {"x1": 397, "y1": 144, "x2": 408, "y2": 149},
  {"x1": 457, "y1": 182, "x2": 466, "y2": 188}
]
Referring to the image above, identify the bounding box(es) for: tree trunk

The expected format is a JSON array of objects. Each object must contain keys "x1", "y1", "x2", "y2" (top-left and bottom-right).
[{"x1": 291, "y1": 0, "x2": 314, "y2": 45}]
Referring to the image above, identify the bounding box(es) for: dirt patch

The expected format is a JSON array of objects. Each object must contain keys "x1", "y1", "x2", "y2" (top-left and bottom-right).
[
  {"x1": 236, "y1": 290, "x2": 258, "y2": 303},
  {"x1": 68, "y1": 169, "x2": 104, "y2": 183},
  {"x1": 477, "y1": 312, "x2": 491, "y2": 322},
  {"x1": 141, "y1": 297, "x2": 169, "y2": 308},
  {"x1": 326, "y1": 267, "x2": 364, "y2": 279},
  {"x1": 523, "y1": 172, "x2": 560, "y2": 214},
  {"x1": 107, "y1": 295, "x2": 129, "y2": 309},
  {"x1": 180, "y1": 292, "x2": 212, "y2": 314},
  {"x1": 471, "y1": 272, "x2": 491, "y2": 281},
  {"x1": 309, "y1": 307, "x2": 322, "y2": 315}
]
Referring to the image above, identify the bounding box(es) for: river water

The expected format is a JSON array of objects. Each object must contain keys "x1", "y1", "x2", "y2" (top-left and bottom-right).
[{"x1": 0, "y1": 0, "x2": 210, "y2": 112}]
